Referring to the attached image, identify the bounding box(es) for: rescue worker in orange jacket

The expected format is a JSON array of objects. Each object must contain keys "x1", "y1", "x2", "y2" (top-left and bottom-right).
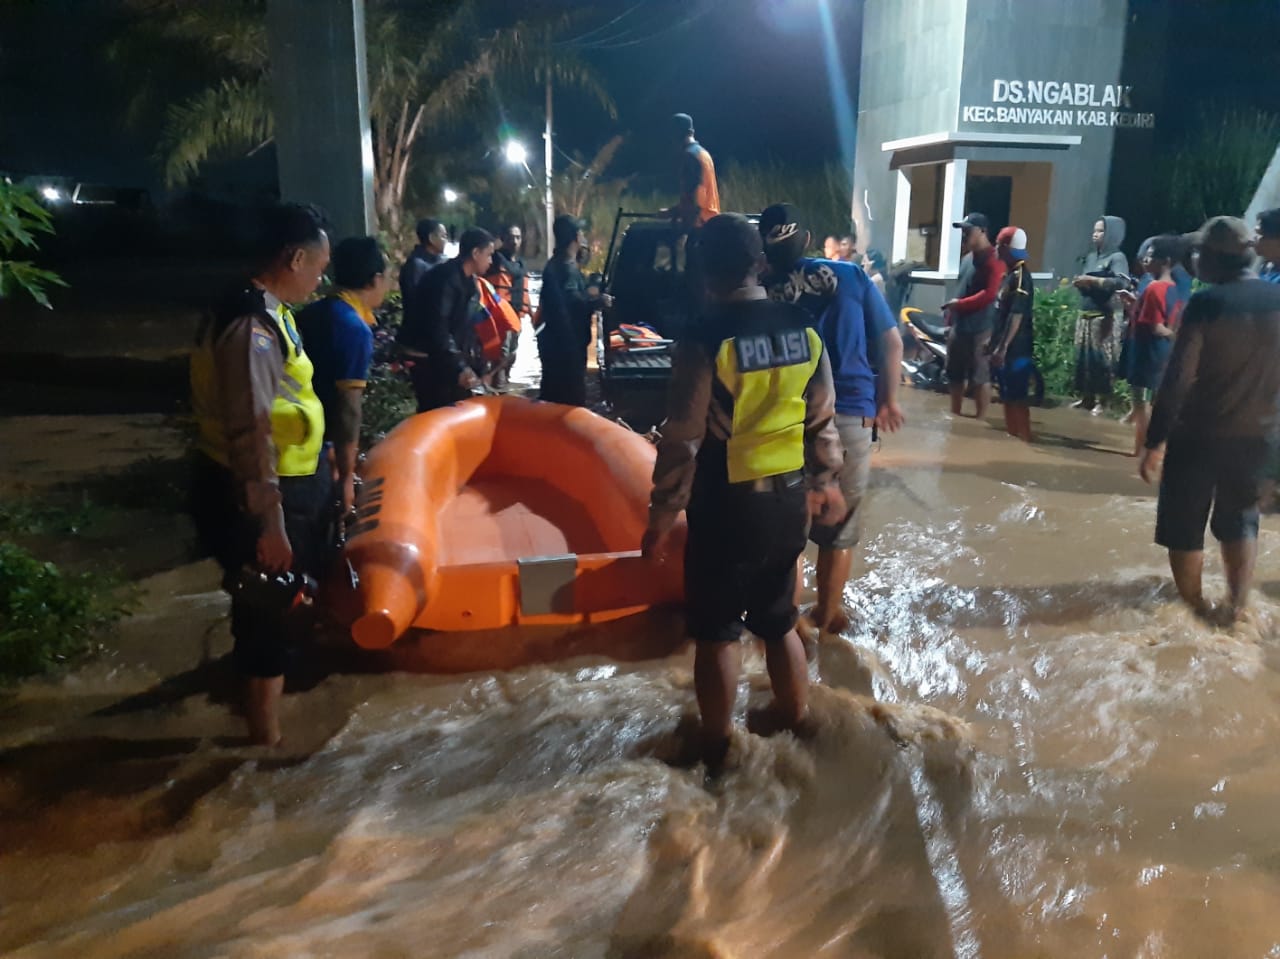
[
  {"x1": 642, "y1": 213, "x2": 845, "y2": 770},
  {"x1": 669, "y1": 112, "x2": 720, "y2": 230},
  {"x1": 189, "y1": 202, "x2": 332, "y2": 747},
  {"x1": 487, "y1": 224, "x2": 529, "y2": 315},
  {"x1": 485, "y1": 224, "x2": 528, "y2": 388}
]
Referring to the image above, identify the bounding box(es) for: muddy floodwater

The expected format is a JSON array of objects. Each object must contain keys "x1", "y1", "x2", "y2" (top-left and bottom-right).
[{"x1": 4, "y1": 389, "x2": 1280, "y2": 958}]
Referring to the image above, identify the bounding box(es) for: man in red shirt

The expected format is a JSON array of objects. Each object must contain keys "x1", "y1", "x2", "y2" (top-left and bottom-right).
[{"x1": 943, "y1": 213, "x2": 1006, "y2": 418}]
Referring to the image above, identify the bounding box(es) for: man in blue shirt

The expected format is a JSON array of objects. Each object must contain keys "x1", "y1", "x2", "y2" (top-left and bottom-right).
[
  {"x1": 1256, "y1": 208, "x2": 1280, "y2": 284},
  {"x1": 759, "y1": 203, "x2": 905, "y2": 639},
  {"x1": 297, "y1": 236, "x2": 389, "y2": 517}
]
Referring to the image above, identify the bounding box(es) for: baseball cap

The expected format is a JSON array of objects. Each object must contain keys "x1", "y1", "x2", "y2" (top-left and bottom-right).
[
  {"x1": 1189, "y1": 216, "x2": 1254, "y2": 258},
  {"x1": 995, "y1": 225, "x2": 1028, "y2": 261},
  {"x1": 758, "y1": 202, "x2": 807, "y2": 265},
  {"x1": 953, "y1": 212, "x2": 990, "y2": 233},
  {"x1": 1257, "y1": 207, "x2": 1280, "y2": 239}
]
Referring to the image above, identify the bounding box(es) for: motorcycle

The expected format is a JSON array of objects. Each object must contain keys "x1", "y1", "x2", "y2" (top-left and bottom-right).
[
  {"x1": 887, "y1": 259, "x2": 1050, "y2": 405},
  {"x1": 887, "y1": 261, "x2": 949, "y2": 392},
  {"x1": 899, "y1": 305, "x2": 950, "y2": 392}
]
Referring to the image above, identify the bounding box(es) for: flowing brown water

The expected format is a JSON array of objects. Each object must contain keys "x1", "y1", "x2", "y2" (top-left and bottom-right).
[{"x1": 4, "y1": 393, "x2": 1280, "y2": 958}]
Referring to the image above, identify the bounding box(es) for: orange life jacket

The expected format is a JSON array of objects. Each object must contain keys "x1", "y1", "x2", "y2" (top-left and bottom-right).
[
  {"x1": 489, "y1": 265, "x2": 527, "y2": 315},
  {"x1": 473, "y1": 276, "x2": 521, "y2": 364}
]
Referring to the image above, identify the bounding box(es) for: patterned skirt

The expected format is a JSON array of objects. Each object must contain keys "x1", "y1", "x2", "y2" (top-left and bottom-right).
[{"x1": 1073, "y1": 310, "x2": 1119, "y2": 397}]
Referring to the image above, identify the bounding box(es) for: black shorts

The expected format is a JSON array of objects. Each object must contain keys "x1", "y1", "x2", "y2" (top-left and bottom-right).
[
  {"x1": 683, "y1": 472, "x2": 809, "y2": 644},
  {"x1": 946, "y1": 329, "x2": 992, "y2": 386},
  {"x1": 1155, "y1": 436, "x2": 1275, "y2": 552},
  {"x1": 190, "y1": 454, "x2": 334, "y2": 677}
]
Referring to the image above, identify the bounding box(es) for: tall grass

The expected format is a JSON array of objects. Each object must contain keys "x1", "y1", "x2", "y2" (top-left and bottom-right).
[
  {"x1": 570, "y1": 160, "x2": 856, "y2": 271},
  {"x1": 718, "y1": 160, "x2": 854, "y2": 243},
  {"x1": 1162, "y1": 106, "x2": 1280, "y2": 231}
]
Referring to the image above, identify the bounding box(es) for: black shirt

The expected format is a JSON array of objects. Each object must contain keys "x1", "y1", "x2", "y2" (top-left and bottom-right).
[
  {"x1": 1147, "y1": 277, "x2": 1280, "y2": 447},
  {"x1": 399, "y1": 245, "x2": 445, "y2": 317},
  {"x1": 994, "y1": 261, "x2": 1035, "y2": 359},
  {"x1": 538, "y1": 254, "x2": 597, "y2": 358},
  {"x1": 397, "y1": 258, "x2": 481, "y2": 376}
]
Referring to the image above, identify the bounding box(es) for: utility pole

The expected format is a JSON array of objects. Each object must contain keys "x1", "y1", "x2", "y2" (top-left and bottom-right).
[
  {"x1": 543, "y1": 65, "x2": 555, "y2": 259},
  {"x1": 267, "y1": 0, "x2": 375, "y2": 240}
]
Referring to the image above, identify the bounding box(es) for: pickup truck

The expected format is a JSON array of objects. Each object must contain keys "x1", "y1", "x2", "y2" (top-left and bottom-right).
[{"x1": 595, "y1": 210, "x2": 758, "y2": 432}]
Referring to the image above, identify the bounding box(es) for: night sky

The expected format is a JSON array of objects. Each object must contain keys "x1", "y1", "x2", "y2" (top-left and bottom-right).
[
  {"x1": 0, "y1": 0, "x2": 859, "y2": 193},
  {"x1": 1, "y1": 0, "x2": 1277, "y2": 196}
]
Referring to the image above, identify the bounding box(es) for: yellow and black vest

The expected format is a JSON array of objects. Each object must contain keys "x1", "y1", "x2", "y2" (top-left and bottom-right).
[
  {"x1": 702, "y1": 299, "x2": 824, "y2": 483},
  {"x1": 191, "y1": 288, "x2": 325, "y2": 477}
]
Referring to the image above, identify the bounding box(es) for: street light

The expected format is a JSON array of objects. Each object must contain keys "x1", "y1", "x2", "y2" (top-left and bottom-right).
[
  {"x1": 504, "y1": 140, "x2": 528, "y2": 166},
  {"x1": 40, "y1": 185, "x2": 62, "y2": 203},
  {"x1": 442, "y1": 187, "x2": 459, "y2": 204}
]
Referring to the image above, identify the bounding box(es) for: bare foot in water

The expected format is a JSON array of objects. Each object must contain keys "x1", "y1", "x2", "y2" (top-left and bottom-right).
[
  {"x1": 1215, "y1": 604, "x2": 1250, "y2": 629},
  {"x1": 747, "y1": 703, "x2": 816, "y2": 740},
  {"x1": 798, "y1": 608, "x2": 852, "y2": 641},
  {"x1": 825, "y1": 609, "x2": 852, "y2": 635},
  {"x1": 701, "y1": 734, "x2": 731, "y2": 776},
  {"x1": 1188, "y1": 596, "x2": 1216, "y2": 623}
]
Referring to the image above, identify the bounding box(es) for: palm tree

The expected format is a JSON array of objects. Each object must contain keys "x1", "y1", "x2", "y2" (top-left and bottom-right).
[{"x1": 113, "y1": 0, "x2": 615, "y2": 236}]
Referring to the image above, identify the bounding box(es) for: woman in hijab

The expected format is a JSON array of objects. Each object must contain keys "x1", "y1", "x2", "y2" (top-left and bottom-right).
[{"x1": 1071, "y1": 215, "x2": 1129, "y2": 412}]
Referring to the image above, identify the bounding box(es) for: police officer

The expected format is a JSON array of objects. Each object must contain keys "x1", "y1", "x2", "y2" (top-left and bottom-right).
[
  {"x1": 642, "y1": 213, "x2": 846, "y2": 770},
  {"x1": 538, "y1": 215, "x2": 610, "y2": 407},
  {"x1": 190, "y1": 202, "x2": 332, "y2": 747}
]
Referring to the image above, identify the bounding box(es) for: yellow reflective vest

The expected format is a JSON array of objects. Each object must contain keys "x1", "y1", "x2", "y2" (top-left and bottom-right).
[
  {"x1": 713, "y1": 325, "x2": 824, "y2": 483},
  {"x1": 648, "y1": 295, "x2": 844, "y2": 517},
  {"x1": 192, "y1": 290, "x2": 325, "y2": 480}
]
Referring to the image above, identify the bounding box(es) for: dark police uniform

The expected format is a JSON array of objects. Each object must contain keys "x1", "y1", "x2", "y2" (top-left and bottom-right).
[
  {"x1": 538, "y1": 252, "x2": 601, "y2": 407},
  {"x1": 649, "y1": 291, "x2": 844, "y2": 644}
]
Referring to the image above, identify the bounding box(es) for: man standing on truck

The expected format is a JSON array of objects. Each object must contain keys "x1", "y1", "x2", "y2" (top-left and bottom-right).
[
  {"x1": 668, "y1": 113, "x2": 720, "y2": 231},
  {"x1": 643, "y1": 213, "x2": 846, "y2": 770},
  {"x1": 759, "y1": 203, "x2": 905, "y2": 641}
]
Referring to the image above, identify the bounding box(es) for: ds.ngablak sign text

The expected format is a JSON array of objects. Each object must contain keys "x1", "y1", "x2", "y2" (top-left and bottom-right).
[{"x1": 962, "y1": 80, "x2": 1155, "y2": 129}]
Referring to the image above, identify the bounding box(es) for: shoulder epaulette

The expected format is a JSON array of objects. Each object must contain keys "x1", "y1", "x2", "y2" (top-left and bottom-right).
[{"x1": 201, "y1": 285, "x2": 286, "y2": 359}]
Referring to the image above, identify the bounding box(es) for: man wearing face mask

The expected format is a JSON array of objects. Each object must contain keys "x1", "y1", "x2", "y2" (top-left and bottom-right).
[{"x1": 537, "y1": 214, "x2": 611, "y2": 407}]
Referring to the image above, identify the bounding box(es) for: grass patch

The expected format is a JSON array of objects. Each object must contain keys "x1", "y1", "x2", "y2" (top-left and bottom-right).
[
  {"x1": 0, "y1": 541, "x2": 137, "y2": 682},
  {"x1": 0, "y1": 452, "x2": 187, "y2": 681},
  {"x1": 79, "y1": 453, "x2": 191, "y2": 514},
  {"x1": 0, "y1": 454, "x2": 190, "y2": 540},
  {"x1": 0, "y1": 495, "x2": 108, "y2": 537}
]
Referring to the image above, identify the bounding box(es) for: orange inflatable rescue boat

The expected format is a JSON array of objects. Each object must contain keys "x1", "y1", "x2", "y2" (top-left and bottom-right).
[{"x1": 344, "y1": 396, "x2": 685, "y2": 650}]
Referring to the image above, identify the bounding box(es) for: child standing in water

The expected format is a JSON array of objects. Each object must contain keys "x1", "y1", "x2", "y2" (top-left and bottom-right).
[{"x1": 1122, "y1": 235, "x2": 1185, "y2": 456}]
